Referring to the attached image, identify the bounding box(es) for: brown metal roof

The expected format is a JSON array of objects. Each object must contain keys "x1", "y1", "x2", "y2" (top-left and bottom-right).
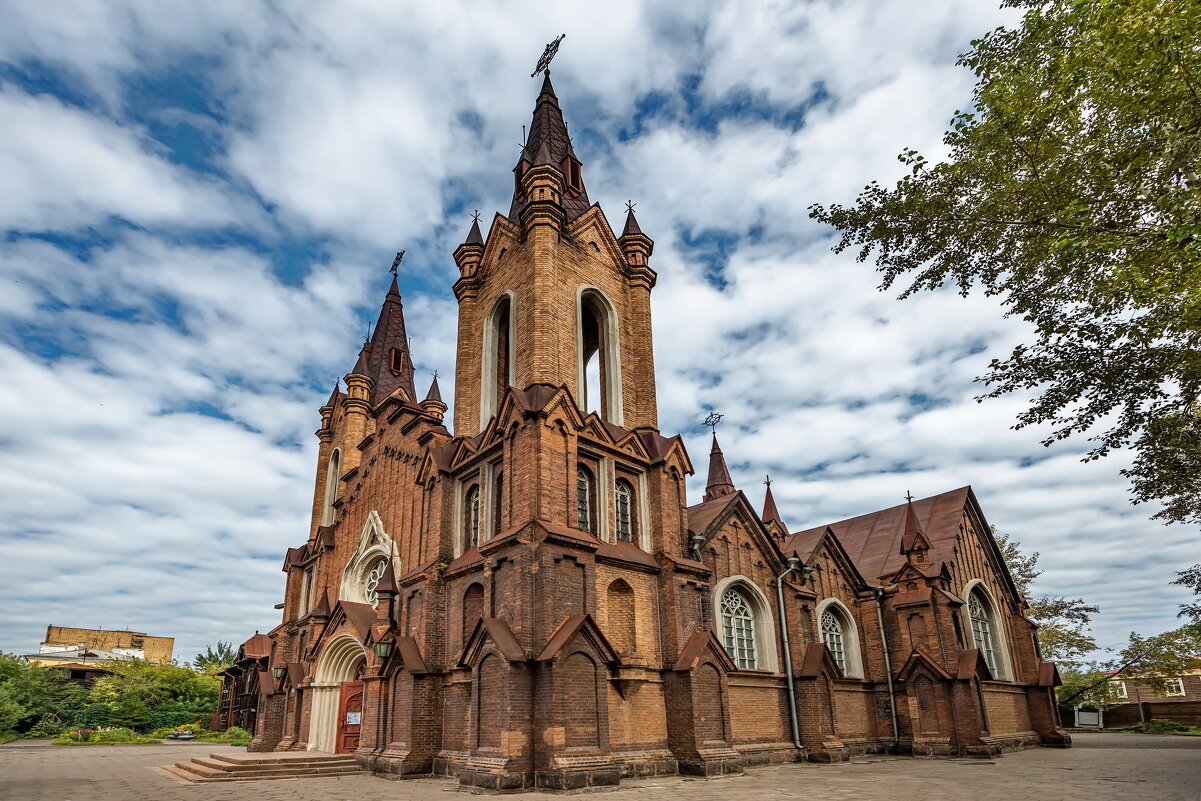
[
  {"x1": 240, "y1": 632, "x2": 272, "y2": 660},
  {"x1": 785, "y1": 486, "x2": 972, "y2": 583},
  {"x1": 703, "y1": 433, "x2": 736, "y2": 502},
  {"x1": 686, "y1": 491, "x2": 740, "y2": 535}
]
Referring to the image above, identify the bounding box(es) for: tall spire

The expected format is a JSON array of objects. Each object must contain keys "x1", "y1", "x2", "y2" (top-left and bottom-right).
[
  {"x1": 762, "y1": 476, "x2": 783, "y2": 527},
  {"x1": 509, "y1": 71, "x2": 590, "y2": 221},
  {"x1": 703, "y1": 433, "x2": 737, "y2": 502},
  {"x1": 351, "y1": 275, "x2": 418, "y2": 404}
]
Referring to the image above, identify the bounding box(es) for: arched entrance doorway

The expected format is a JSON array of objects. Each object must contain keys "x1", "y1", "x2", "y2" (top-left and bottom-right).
[{"x1": 309, "y1": 635, "x2": 366, "y2": 753}]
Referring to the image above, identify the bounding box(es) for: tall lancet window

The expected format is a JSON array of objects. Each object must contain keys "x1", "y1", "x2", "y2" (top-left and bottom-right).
[
  {"x1": 492, "y1": 471, "x2": 504, "y2": 538},
  {"x1": 321, "y1": 449, "x2": 341, "y2": 526},
  {"x1": 576, "y1": 466, "x2": 594, "y2": 532},
  {"x1": 481, "y1": 294, "x2": 513, "y2": 426},
  {"x1": 720, "y1": 588, "x2": 758, "y2": 669},
  {"x1": 615, "y1": 479, "x2": 635, "y2": 543},
  {"x1": 969, "y1": 589, "x2": 999, "y2": 675},
  {"x1": 464, "y1": 485, "x2": 480, "y2": 550},
  {"x1": 577, "y1": 289, "x2": 622, "y2": 425}
]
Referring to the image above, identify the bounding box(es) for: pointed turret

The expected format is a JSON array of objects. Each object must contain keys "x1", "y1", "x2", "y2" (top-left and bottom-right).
[
  {"x1": 421, "y1": 373, "x2": 447, "y2": 422},
  {"x1": 465, "y1": 217, "x2": 484, "y2": 246},
  {"x1": 621, "y1": 206, "x2": 643, "y2": 237},
  {"x1": 900, "y1": 494, "x2": 932, "y2": 557},
  {"x1": 619, "y1": 203, "x2": 655, "y2": 283},
  {"x1": 324, "y1": 381, "x2": 342, "y2": 409},
  {"x1": 510, "y1": 71, "x2": 590, "y2": 221},
  {"x1": 350, "y1": 276, "x2": 418, "y2": 404},
  {"x1": 703, "y1": 433, "x2": 737, "y2": 502},
  {"x1": 762, "y1": 478, "x2": 783, "y2": 528}
]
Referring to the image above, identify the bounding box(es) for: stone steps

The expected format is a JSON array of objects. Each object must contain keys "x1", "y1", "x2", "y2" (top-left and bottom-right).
[{"x1": 163, "y1": 750, "x2": 360, "y2": 782}]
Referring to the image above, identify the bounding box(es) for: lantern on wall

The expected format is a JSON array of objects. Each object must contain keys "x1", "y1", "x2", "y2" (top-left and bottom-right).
[
  {"x1": 272, "y1": 665, "x2": 286, "y2": 680},
  {"x1": 373, "y1": 639, "x2": 394, "y2": 660}
]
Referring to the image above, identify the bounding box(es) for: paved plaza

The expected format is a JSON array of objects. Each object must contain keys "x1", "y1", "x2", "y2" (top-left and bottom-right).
[{"x1": 1, "y1": 733, "x2": 1197, "y2": 801}]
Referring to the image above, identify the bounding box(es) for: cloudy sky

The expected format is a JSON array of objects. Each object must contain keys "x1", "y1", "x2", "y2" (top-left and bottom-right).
[{"x1": 0, "y1": 0, "x2": 1193, "y2": 665}]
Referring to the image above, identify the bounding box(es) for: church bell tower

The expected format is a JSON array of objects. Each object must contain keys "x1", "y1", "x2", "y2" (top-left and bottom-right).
[{"x1": 451, "y1": 71, "x2": 659, "y2": 437}]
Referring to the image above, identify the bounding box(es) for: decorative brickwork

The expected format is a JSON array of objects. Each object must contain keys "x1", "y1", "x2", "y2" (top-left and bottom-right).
[{"x1": 238, "y1": 71, "x2": 1071, "y2": 792}]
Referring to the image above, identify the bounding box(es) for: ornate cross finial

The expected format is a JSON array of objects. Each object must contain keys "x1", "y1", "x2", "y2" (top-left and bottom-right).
[
  {"x1": 531, "y1": 34, "x2": 566, "y2": 77},
  {"x1": 703, "y1": 411, "x2": 724, "y2": 434},
  {"x1": 390, "y1": 250, "x2": 405, "y2": 276},
  {"x1": 764, "y1": 475, "x2": 773, "y2": 488},
  {"x1": 905, "y1": 491, "x2": 915, "y2": 503},
  {"x1": 625, "y1": 199, "x2": 636, "y2": 215},
  {"x1": 471, "y1": 210, "x2": 481, "y2": 224},
  {"x1": 432, "y1": 369, "x2": 439, "y2": 380}
]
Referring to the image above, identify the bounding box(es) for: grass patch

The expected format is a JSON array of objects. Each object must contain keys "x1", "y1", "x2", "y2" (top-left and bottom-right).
[{"x1": 0, "y1": 734, "x2": 21, "y2": 745}]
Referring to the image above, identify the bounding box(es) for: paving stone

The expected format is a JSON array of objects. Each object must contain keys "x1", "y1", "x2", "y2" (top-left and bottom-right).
[{"x1": 1, "y1": 733, "x2": 1198, "y2": 801}]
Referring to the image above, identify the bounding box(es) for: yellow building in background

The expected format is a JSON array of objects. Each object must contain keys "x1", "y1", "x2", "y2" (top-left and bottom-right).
[{"x1": 30, "y1": 625, "x2": 174, "y2": 665}]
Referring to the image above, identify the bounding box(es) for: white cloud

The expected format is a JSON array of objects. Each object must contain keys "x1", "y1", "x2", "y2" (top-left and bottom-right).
[{"x1": 0, "y1": 0, "x2": 1192, "y2": 667}]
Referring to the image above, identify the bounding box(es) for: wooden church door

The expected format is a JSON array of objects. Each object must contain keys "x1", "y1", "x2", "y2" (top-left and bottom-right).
[{"x1": 335, "y1": 661, "x2": 365, "y2": 754}]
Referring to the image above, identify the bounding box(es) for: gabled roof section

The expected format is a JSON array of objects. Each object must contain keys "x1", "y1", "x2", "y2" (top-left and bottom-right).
[
  {"x1": 784, "y1": 526, "x2": 869, "y2": 591},
  {"x1": 672, "y1": 629, "x2": 737, "y2": 672},
  {"x1": 510, "y1": 72, "x2": 590, "y2": 222},
  {"x1": 957, "y1": 647, "x2": 994, "y2": 681},
  {"x1": 240, "y1": 633, "x2": 272, "y2": 660},
  {"x1": 535, "y1": 614, "x2": 620, "y2": 664},
  {"x1": 895, "y1": 648, "x2": 955, "y2": 682},
  {"x1": 459, "y1": 617, "x2": 527, "y2": 665},
  {"x1": 686, "y1": 492, "x2": 740, "y2": 536},
  {"x1": 786, "y1": 487, "x2": 973, "y2": 583}
]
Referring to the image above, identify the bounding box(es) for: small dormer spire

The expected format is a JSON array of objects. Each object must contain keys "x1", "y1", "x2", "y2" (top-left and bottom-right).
[{"x1": 704, "y1": 432, "x2": 737, "y2": 502}]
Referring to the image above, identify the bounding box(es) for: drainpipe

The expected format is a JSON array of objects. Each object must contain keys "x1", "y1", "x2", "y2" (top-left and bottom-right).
[
  {"x1": 776, "y1": 556, "x2": 804, "y2": 753},
  {"x1": 874, "y1": 585, "x2": 900, "y2": 748}
]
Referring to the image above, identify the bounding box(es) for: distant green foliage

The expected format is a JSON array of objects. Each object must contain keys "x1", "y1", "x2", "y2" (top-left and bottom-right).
[
  {"x1": 194, "y1": 642, "x2": 237, "y2": 675},
  {"x1": 0, "y1": 652, "x2": 220, "y2": 735}
]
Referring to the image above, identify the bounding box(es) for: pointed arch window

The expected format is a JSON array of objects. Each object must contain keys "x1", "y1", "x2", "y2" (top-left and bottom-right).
[
  {"x1": 821, "y1": 609, "x2": 846, "y2": 672},
  {"x1": 577, "y1": 289, "x2": 623, "y2": 425},
  {"x1": 481, "y1": 295, "x2": 514, "y2": 426},
  {"x1": 576, "y1": 466, "x2": 595, "y2": 532},
  {"x1": 968, "y1": 588, "x2": 1000, "y2": 675},
  {"x1": 615, "y1": 479, "x2": 635, "y2": 543},
  {"x1": 321, "y1": 449, "x2": 341, "y2": 526},
  {"x1": 720, "y1": 588, "x2": 758, "y2": 670},
  {"x1": 492, "y1": 470, "x2": 504, "y2": 538},
  {"x1": 464, "y1": 485, "x2": 481, "y2": 550}
]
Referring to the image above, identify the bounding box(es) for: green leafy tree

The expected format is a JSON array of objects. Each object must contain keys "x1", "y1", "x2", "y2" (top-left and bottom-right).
[
  {"x1": 1174, "y1": 563, "x2": 1201, "y2": 623},
  {"x1": 1058, "y1": 622, "x2": 1201, "y2": 708},
  {"x1": 0, "y1": 653, "x2": 87, "y2": 732},
  {"x1": 88, "y1": 660, "x2": 219, "y2": 716},
  {"x1": 994, "y1": 531, "x2": 1099, "y2": 667},
  {"x1": 809, "y1": 0, "x2": 1201, "y2": 524},
  {"x1": 193, "y1": 641, "x2": 237, "y2": 675}
]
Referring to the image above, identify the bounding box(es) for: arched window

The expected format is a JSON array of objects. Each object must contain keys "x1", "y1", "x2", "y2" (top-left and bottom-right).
[
  {"x1": 720, "y1": 588, "x2": 758, "y2": 669},
  {"x1": 481, "y1": 294, "x2": 514, "y2": 426},
  {"x1": 464, "y1": 485, "x2": 480, "y2": 550},
  {"x1": 575, "y1": 466, "x2": 595, "y2": 532},
  {"x1": 815, "y1": 599, "x2": 863, "y2": 678},
  {"x1": 321, "y1": 449, "x2": 341, "y2": 526},
  {"x1": 969, "y1": 588, "x2": 1000, "y2": 675},
  {"x1": 492, "y1": 471, "x2": 504, "y2": 538},
  {"x1": 821, "y1": 609, "x2": 846, "y2": 671},
  {"x1": 615, "y1": 479, "x2": 635, "y2": 543},
  {"x1": 577, "y1": 289, "x2": 622, "y2": 425},
  {"x1": 364, "y1": 557, "x2": 388, "y2": 608}
]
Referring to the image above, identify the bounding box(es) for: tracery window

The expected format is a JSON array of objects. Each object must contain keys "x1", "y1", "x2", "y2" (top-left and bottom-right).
[
  {"x1": 492, "y1": 471, "x2": 504, "y2": 538},
  {"x1": 969, "y1": 590, "x2": 999, "y2": 675},
  {"x1": 464, "y1": 485, "x2": 480, "y2": 549},
  {"x1": 576, "y1": 466, "x2": 594, "y2": 532},
  {"x1": 615, "y1": 479, "x2": 635, "y2": 542},
  {"x1": 720, "y1": 588, "x2": 757, "y2": 669},
  {"x1": 364, "y1": 558, "x2": 388, "y2": 608},
  {"x1": 821, "y1": 609, "x2": 846, "y2": 673}
]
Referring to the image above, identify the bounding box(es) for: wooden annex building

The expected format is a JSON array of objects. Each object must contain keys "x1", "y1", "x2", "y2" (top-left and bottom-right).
[{"x1": 223, "y1": 70, "x2": 1071, "y2": 791}]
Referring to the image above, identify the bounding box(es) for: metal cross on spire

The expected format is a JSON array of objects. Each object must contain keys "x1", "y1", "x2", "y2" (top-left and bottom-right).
[
  {"x1": 471, "y1": 210, "x2": 481, "y2": 224},
  {"x1": 625, "y1": 199, "x2": 636, "y2": 215},
  {"x1": 764, "y1": 475, "x2": 773, "y2": 488},
  {"x1": 703, "y1": 412, "x2": 724, "y2": 434},
  {"x1": 390, "y1": 250, "x2": 405, "y2": 276},
  {"x1": 531, "y1": 34, "x2": 566, "y2": 77},
  {"x1": 905, "y1": 491, "x2": 915, "y2": 503}
]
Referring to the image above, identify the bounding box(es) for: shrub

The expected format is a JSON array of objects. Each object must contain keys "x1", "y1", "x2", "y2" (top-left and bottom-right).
[
  {"x1": 1147, "y1": 719, "x2": 1190, "y2": 734},
  {"x1": 27, "y1": 713, "x2": 65, "y2": 738},
  {"x1": 143, "y1": 709, "x2": 197, "y2": 733},
  {"x1": 69, "y1": 704, "x2": 114, "y2": 729}
]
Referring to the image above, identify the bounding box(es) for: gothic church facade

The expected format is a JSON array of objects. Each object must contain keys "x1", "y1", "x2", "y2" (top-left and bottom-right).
[{"x1": 249, "y1": 74, "x2": 1070, "y2": 790}]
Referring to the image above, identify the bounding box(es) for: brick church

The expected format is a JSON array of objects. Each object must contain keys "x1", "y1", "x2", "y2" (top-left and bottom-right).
[{"x1": 243, "y1": 70, "x2": 1070, "y2": 790}]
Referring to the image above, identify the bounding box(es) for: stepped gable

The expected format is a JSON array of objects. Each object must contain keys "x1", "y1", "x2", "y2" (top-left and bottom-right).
[{"x1": 785, "y1": 486, "x2": 972, "y2": 582}]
